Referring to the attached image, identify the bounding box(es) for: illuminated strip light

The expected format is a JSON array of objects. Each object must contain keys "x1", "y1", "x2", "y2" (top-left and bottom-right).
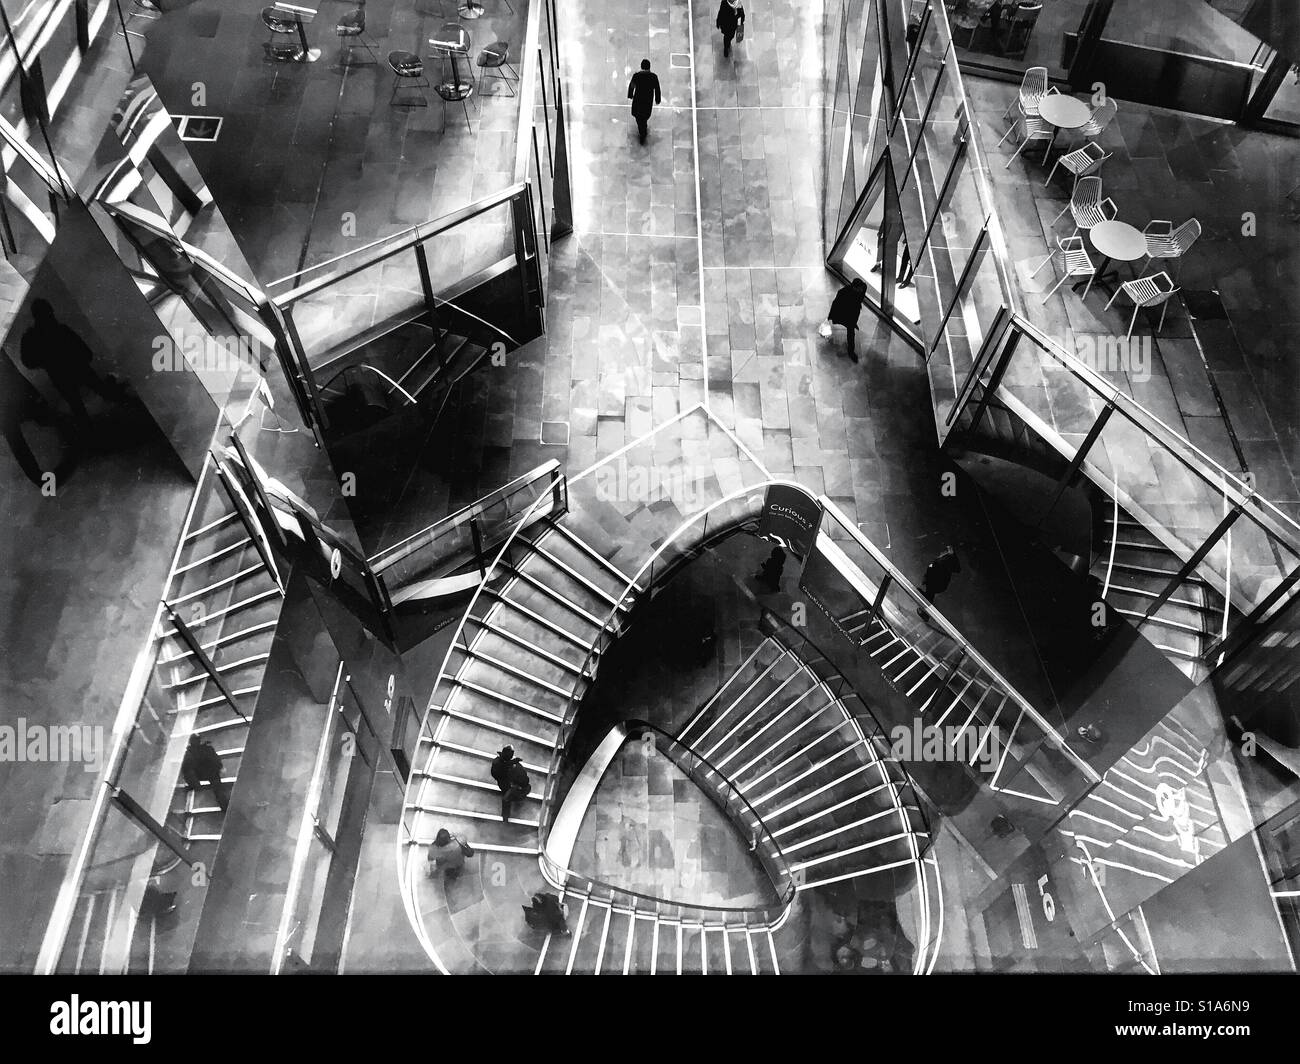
[
  {"x1": 1080, "y1": 793, "x2": 1145, "y2": 821},
  {"x1": 1075, "y1": 843, "x2": 1158, "y2": 974},
  {"x1": 1067, "y1": 808, "x2": 1130, "y2": 833},
  {"x1": 1112, "y1": 837, "x2": 1196, "y2": 870},
  {"x1": 992, "y1": 784, "x2": 1060, "y2": 806},
  {"x1": 1121, "y1": 749, "x2": 1207, "y2": 778},
  {"x1": 1125, "y1": 740, "x2": 1203, "y2": 773},
  {"x1": 1060, "y1": 830, "x2": 1111, "y2": 849},
  {"x1": 1133, "y1": 738, "x2": 1201, "y2": 770},
  {"x1": 1011, "y1": 882, "x2": 1037, "y2": 950},
  {"x1": 1090, "y1": 857, "x2": 1175, "y2": 884}
]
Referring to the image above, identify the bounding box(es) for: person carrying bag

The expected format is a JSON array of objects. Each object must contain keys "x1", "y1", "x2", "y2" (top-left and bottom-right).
[
  {"x1": 716, "y1": 0, "x2": 746, "y2": 57},
  {"x1": 427, "y1": 827, "x2": 474, "y2": 878}
]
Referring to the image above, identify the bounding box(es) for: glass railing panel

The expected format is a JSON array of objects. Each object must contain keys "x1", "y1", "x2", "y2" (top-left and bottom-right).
[
  {"x1": 55, "y1": 801, "x2": 172, "y2": 974},
  {"x1": 998, "y1": 322, "x2": 1103, "y2": 448},
  {"x1": 285, "y1": 198, "x2": 518, "y2": 368},
  {"x1": 286, "y1": 247, "x2": 424, "y2": 371}
]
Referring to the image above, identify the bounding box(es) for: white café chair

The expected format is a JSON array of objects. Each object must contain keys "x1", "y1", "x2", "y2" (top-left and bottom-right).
[
  {"x1": 1138, "y1": 218, "x2": 1201, "y2": 278},
  {"x1": 1105, "y1": 271, "x2": 1180, "y2": 341},
  {"x1": 1044, "y1": 140, "x2": 1110, "y2": 189},
  {"x1": 1003, "y1": 65, "x2": 1048, "y2": 120},
  {"x1": 1052, "y1": 175, "x2": 1117, "y2": 241},
  {"x1": 1031, "y1": 235, "x2": 1096, "y2": 302}
]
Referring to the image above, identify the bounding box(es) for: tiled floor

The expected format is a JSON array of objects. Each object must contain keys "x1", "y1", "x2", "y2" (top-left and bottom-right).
[
  {"x1": 137, "y1": 0, "x2": 525, "y2": 285},
  {"x1": 571, "y1": 740, "x2": 776, "y2": 908}
]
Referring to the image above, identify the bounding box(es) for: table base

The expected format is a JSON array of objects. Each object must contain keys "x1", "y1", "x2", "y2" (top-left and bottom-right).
[
  {"x1": 458, "y1": 0, "x2": 484, "y2": 18},
  {"x1": 438, "y1": 81, "x2": 474, "y2": 101}
]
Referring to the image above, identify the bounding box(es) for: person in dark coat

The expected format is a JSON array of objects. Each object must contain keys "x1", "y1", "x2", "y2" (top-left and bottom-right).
[
  {"x1": 917, "y1": 544, "x2": 961, "y2": 621},
  {"x1": 716, "y1": 0, "x2": 745, "y2": 57},
  {"x1": 523, "y1": 891, "x2": 569, "y2": 934},
  {"x1": 20, "y1": 298, "x2": 126, "y2": 427},
  {"x1": 181, "y1": 735, "x2": 231, "y2": 813},
  {"x1": 490, "y1": 745, "x2": 530, "y2": 822},
  {"x1": 827, "y1": 278, "x2": 867, "y2": 363},
  {"x1": 754, "y1": 545, "x2": 787, "y2": 591},
  {"x1": 627, "y1": 59, "x2": 661, "y2": 144}
]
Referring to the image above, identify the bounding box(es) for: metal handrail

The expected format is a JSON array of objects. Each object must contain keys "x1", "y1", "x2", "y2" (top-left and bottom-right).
[
  {"x1": 817, "y1": 497, "x2": 1101, "y2": 783},
  {"x1": 368, "y1": 460, "x2": 560, "y2": 572},
  {"x1": 759, "y1": 609, "x2": 936, "y2": 841},
  {"x1": 35, "y1": 446, "x2": 227, "y2": 973},
  {"x1": 273, "y1": 183, "x2": 527, "y2": 304},
  {"x1": 395, "y1": 470, "x2": 570, "y2": 969},
  {"x1": 1010, "y1": 315, "x2": 1299, "y2": 548},
  {"x1": 538, "y1": 484, "x2": 777, "y2": 829},
  {"x1": 539, "y1": 719, "x2": 796, "y2": 923},
  {"x1": 317, "y1": 362, "x2": 417, "y2": 407}
]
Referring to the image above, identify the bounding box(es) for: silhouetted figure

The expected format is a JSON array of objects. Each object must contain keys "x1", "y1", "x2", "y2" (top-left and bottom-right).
[
  {"x1": 627, "y1": 59, "x2": 661, "y2": 144},
  {"x1": 828, "y1": 278, "x2": 867, "y2": 363},
  {"x1": 523, "y1": 891, "x2": 569, "y2": 935},
  {"x1": 1, "y1": 354, "x2": 71, "y2": 487},
  {"x1": 181, "y1": 735, "x2": 231, "y2": 813},
  {"x1": 21, "y1": 299, "x2": 126, "y2": 427},
  {"x1": 755, "y1": 545, "x2": 787, "y2": 591},
  {"x1": 716, "y1": 0, "x2": 745, "y2": 57},
  {"x1": 918, "y1": 545, "x2": 960, "y2": 620},
  {"x1": 490, "y1": 745, "x2": 531, "y2": 822}
]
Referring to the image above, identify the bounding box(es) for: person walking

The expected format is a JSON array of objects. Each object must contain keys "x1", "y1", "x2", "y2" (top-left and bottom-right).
[
  {"x1": 827, "y1": 278, "x2": 867, "y2": 363},
  {"x1": 716, "y1": 0, "x2": 746, "y2": 57},
  {"x1": 426, "y1": 827, "x2": 473, "y2": 878},
  {"x1": 21, "y1": 298, "x2": 127, "y2": 428},
  {"x1": 917, "y1": 544, "x2": 961, "y2": 621},
  {"x1": 627, "y1": 59, "x2": 661, "y2": 144},
  {"x1": 754, "y1": 544, "x2": 787, "y2": 591},
  {"x1": 490, "y1": 745, "x2": 531, "y2": 822},
  {"x1": 181, "y1": 735, "x2": 232, "y2": 813}
]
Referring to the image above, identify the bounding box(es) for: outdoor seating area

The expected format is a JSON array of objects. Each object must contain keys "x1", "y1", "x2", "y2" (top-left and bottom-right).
[{"x1": 998, "y1": 67, "x2": 1199, "y2": 340}]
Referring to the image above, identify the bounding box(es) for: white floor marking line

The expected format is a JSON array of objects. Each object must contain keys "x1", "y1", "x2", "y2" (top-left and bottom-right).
[{"x1": 685, "y1": 0, "x2": 709, "y2": 408}]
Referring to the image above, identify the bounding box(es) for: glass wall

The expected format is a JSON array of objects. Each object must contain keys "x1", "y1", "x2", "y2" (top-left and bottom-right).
[{"x1": 826, "y1": 0, "x2": 1300, "y2": 684}]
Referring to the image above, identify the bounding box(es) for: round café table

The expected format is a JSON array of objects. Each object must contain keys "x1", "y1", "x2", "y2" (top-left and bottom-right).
[
  {"x1": 1078, "y1": 219, "x2": 1146, "y2": 295},
  {"x1": 1037, "y1": 94, "x2": 1090, "y2": 157},
  {"x1": 430, "y1": 25, "x2": 474, "y2": 101}
]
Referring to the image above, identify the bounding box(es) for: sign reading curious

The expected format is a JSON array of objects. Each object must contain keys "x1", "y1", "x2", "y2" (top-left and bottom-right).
[{"x1": 757, "y1": 484, "x2": 822, "y2": 557}]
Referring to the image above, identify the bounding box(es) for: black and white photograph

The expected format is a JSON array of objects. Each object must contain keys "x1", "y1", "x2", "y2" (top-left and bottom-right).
[{"x1": 0, "y1": 0, "x2": 1296, "y2": 1045}]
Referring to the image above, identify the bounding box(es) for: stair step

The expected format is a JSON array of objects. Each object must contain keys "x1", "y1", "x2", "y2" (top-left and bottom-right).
[
  {"x1": 502, "y1": 566, "x2": 607, "y2": 631},
  {"x1": 547, "y1": 521, "x2": 638, "y2": 589},
  {"x1": 483, "y1": 590, "x2": 596, "y2": 653},
  {"x1": 441, "y1": 707, "x2": 559, "y2": 751},
  {"x1": 424, "y1": 737, "x2": 549, "y2": 776}
]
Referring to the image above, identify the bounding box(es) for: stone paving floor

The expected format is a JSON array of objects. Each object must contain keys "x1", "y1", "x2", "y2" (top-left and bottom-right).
[{"x1": 137, "y1": 0, "x2": 525, "y2": 286}]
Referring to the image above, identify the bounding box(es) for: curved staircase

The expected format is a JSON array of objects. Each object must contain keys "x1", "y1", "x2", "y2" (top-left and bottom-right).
[
  {"x1": 402, "y1": 516, "x2": 637, "y2": 970},
  {"x1": 677, "y1": 637, "x2": 932, "y2": 894}
]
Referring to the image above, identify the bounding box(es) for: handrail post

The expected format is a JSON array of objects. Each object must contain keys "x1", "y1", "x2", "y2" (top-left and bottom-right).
[
  {"x1": 1142, "y1": 500, "x2": 1248, "y2": 624},
  {"x1": 1039, "y1": 397, "x2": 1116, "y2": 529},
  {"x1": 469, "y1": 515, "x2": 486, "y2": 575},
  {"x1": 163, "y1": 602, "x2": 250, "y2": 724},
  {"x1": 865, "y1": 573, "x2": 893, "y2": 633},
  {"x1": 966, "y1": 317, "x2": 1021, "y2": 436}
]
